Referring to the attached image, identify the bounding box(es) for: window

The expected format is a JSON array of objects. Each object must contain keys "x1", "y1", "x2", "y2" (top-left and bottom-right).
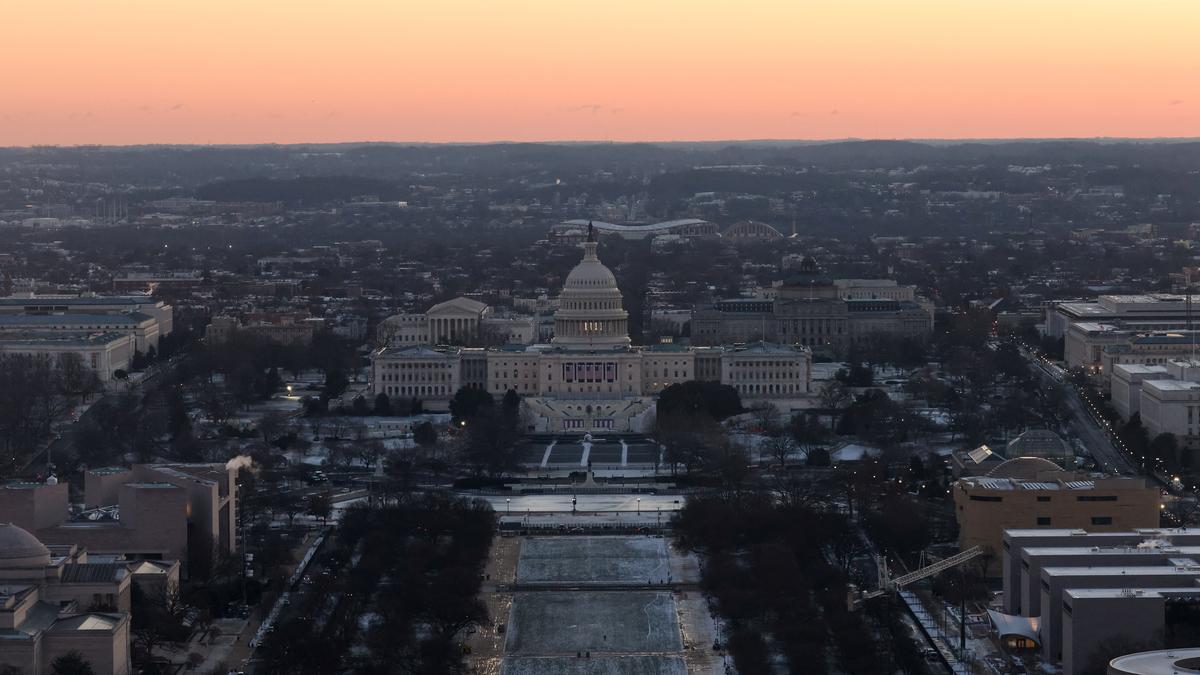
[
  {"x1": 969, "y1": 495, "x2": 1003, "y2": 502},
  {"x1": 1036, "y1": 517, "x2": 1051, "y2": 526},
  {"x1": 1037, "y1": 496, "x2": 1051, "y2": 502},
  {"x1": 1078, "y1": 495, "x2": 1118, "y2": 502},
  {"x1": 1091, "y1": 516, "x2": 1113, "y2": 525}
]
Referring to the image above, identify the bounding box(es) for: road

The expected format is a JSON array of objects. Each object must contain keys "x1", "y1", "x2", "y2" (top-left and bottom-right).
[
  {"x1": 21, "y1": 360, "x2": 169, "y2": 479},
  {"x1": 1022, "y1": 348, "x2": 1138, "y2": 475}
]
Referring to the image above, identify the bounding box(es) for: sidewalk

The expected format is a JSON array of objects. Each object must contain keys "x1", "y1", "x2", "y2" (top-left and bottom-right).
[{"x1": 224, "y1": 529, "x2": 325, "y2": 672}]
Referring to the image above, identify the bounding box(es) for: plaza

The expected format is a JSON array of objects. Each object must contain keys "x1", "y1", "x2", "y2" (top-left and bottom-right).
[{"x1": 493, "y1": 534, "x2": 711, "y2": 675}]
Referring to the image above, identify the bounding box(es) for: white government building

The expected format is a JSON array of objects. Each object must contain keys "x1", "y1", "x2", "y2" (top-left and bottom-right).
[
  {"x1": 0, "y1": 295, "x2": 174, "y2": 382},
  {"x1": 1111, "y1": 358, "x2": 1200, "y2": 449},
  {"x1": 371, "y1": 227, "x2": 812, "y2": 432}
]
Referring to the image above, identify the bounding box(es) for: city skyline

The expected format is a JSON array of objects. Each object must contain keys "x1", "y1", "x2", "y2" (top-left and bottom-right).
[{"x1": 3, "y1": 0, "x2": 1198, "y2": 145}]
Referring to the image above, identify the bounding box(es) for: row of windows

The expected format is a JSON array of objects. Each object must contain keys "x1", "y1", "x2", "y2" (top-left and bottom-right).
[
  {"x1": 562, "y1": 362, "x2": 618, "y2": 383},
  {"x1": 381, "y1": 361, "x2": 452, "y2": 369},
  {"x1": 379, "y1": 372, "x2": 450, "y2": 382},
  {"x1": 780, "y1": 320, "x2": 844, "y2": 336},
  {"x1": 971, "y1": 494, "x2": 1120, "y2": 504},
  {"x1": 650, "y1": 370, "x2": 688, "y2": 378},
  {"x1": 561, "y1": 419, "x2": 614, "y2": 430},
  {"x1": 544, "y1": 385, "x2": 637, "y2": 394},
  {"x1": 732, "y1": 360, "x2": 792, "y2": 368},
  {"x1": 1036, "y1": 516, "x2": 1112, "y2": 526},
  {"x1": 567, "y1": 300, "x2": 618, "y2": 310},
  {"x1": 382, "y1": 385, "x2": 449, "y2": 397},
  {"x1": 494, "y1": 371, "x2": 535, "y2": 380},
  {"x1": 734, "y1": 383, "x2": 804, "y2": 395},
  {"x1": 728, "y1": 370, "x2": 801, "y2": 381}
]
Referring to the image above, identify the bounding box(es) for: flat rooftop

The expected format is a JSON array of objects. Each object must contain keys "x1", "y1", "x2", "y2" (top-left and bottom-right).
[
  {"x1": 0, "y1": 297, "x2": 152, "y2": 307},
  {"x1": 1042, "y1": 563, "x2": 1200, "y2": 578},
  {"x1": 1114, "y1": 364, "x2": 1170, "y2": 375},
  {"x1": 1025, "y1": 545, "x2": 1200, "y2": 557},
  {"x1": 0, "y1": 330, "x2": 128, "y2": 347},
  {"x1": 0, "y1": 313, "x2": 150, "y2": 327},
  {"x1": 1005, "y1": 527, "x2": 1200, "y2": 539},
  {"x1": 1072, "y1": 321, "x2": 1121, "y2": 332},
  {"x1": 1144, "y1": 379, "x2": 1200, "y2": 392},
  {"x1": 1066, "y1": 587, "x2": 1200, "y2": 600}
]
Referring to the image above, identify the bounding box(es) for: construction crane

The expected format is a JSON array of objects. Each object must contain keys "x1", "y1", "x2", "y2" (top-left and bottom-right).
[
  {"x1": 849, "y1": 545, "x2": 984, "y2": 659},
  {"x1": 857, "y1": 545, "x2": 985, "y2": 604}
]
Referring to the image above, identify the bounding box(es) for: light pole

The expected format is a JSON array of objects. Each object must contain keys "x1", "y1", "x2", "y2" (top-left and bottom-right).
[
  {"x1": 506, "y1": 498, "x2": 510, "y2": 515},
  {"x1": 636, "y1": 498, "x2": 641, "y2": 515}
]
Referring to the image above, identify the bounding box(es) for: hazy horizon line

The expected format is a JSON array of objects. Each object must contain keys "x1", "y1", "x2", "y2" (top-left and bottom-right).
[{"x1": 4, "y1": 136, "x2": 1200, "y2": 151}]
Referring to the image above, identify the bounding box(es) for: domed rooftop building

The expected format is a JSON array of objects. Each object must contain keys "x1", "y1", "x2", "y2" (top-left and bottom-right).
[
  {"x1": 371, "y1": 220, "x2": 817, "y2": 434},
  {"x1": 1005, "y1": 429, "x2": 1075, "y2": 469},
  {"x1": 0, "y1": 521, "x2": 146, "y2": 675},
  {"x1": 552, "y1": 224, "x2": 631, "y2": 349},
  {"x1": 722, "y1": 220, "x2": 786, "y2": 243},
  {"x1": 0, "y1": 522, "x2": 51, "y2": 568},
  {"x1": 1109, "y1": 648, "x2": 1200, "y2": 675},
  {"x1": 985, "y1": 456, "x2": 1067, "y2": 481}
]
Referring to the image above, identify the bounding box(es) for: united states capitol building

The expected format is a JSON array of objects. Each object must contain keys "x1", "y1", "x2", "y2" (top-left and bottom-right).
[{"x1": 371, "y1": 227, "x2": 812, "y2": 432}]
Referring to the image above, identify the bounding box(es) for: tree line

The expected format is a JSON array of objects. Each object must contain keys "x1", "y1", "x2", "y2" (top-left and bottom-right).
[
  {"x1": 257, "y1": 493, "x2": 495, "y2": 675},
  {"x1": 0, "y1": 352, "x2": 103, "y2": 475}
]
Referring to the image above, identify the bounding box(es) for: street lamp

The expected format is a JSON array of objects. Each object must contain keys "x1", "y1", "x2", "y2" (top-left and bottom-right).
[
  {"x1": 506, "y1": 498, "x2": 510, "y2": 514},
  {"x1": 637, "y1": 497, "x2": 641, "y2": 515}
]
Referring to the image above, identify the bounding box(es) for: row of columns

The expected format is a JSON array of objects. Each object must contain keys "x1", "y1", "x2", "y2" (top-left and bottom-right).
[
  {"x1": 430, "y1": 316, "x2": 477, "y2": 342},
  {"x1": 781, "y1": 317, "x2": 844, "y2": 337}
]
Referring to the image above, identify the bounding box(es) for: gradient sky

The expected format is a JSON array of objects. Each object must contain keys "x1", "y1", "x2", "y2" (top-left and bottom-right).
[{"x1": 2, "y1": 0, "x2": 1198, "y2": 145}]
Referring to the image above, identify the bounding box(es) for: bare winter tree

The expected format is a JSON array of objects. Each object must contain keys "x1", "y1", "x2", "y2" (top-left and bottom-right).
[
  {"x1": 57, "y1": 352, "x2": 103, "y2": 402},
  {"x1": 819, "y1": 380, "x2": 851, "y2": 427},
  {"x1": 763, "y1": 434, "x2": 797, "y2": 468}
]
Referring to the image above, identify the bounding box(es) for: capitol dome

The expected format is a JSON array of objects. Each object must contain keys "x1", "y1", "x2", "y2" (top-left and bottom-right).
[
  {"x1": 552, "y1": 223, "x2": 631, "y2": 348},
  {"x1": 0, "y1": 522, "x2": 51, "y2": 568},
  {"x1": 563, "y1": 254, "x2": 620, "y2": 290}
]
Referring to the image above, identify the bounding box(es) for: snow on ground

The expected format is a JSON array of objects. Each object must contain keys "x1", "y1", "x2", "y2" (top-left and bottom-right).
[
  {"x1": 932, "y1": 444, "x2": 961, "y2": 457},
  {"x1": 501, "y1": 656, "x2": 687, "y2": 675},
  {"x1": 516, "y1": 537, "x2": 670, "y2": 585},
  {"x1": 811, "y1": 362, "x2": 846, "y2": 381},
  {"x1": 676, "y1": 592, "x2": 725, "y2": 675},
  {"x1": 914, "y1": 408, "x2": 952, "y2": 427},
  {"x1": 831, "y1": 443, "x2": 881, "y2": 462},
  {"x1": 506, "y1": 591, "x2": 682, "y2": 655},
  {"x1": 477, "y1": 494, "x2": 683, "y2": 514}
]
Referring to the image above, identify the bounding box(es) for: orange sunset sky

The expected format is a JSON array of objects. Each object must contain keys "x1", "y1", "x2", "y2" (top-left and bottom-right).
[{"x1": 2, "y1": 0, "x2": 1198, "y2": 146}]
